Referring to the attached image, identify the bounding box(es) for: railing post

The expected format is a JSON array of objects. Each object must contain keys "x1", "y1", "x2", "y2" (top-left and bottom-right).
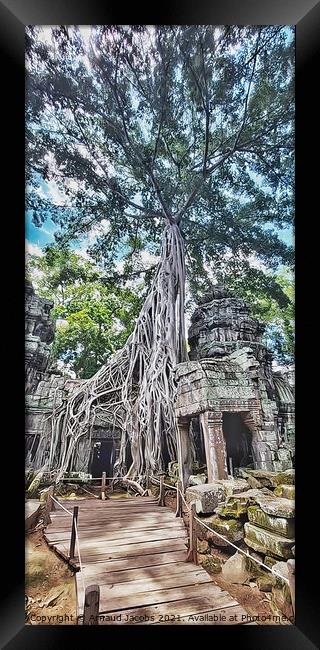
[
  {"x1": 287, "y1": 559, "x2": 295, "y2": 617},
  {"x1": 83, "y1": 584, "x2": 100, "y2": 625},
  {"x1": 175, "y1": 480, "x2": 182, "y2": 517},
  {"x1": 39, "y1": 485, "x2": 55, "y2": 526},
  {"x1": 158, "y1": 474, "x2": 165, "y2": 506},
  {"x1": 69, "y1": 506, "x2": 79, "y2": 560},
  {"x1": 47, "y1": 485, "x2": 56, "y2": 512},
  {"x1": 100, "y1": 471, "x2": 106, "y2": 500},
  {"x1": 186, "y1": 501, "x2": 197, "y2": 564}
]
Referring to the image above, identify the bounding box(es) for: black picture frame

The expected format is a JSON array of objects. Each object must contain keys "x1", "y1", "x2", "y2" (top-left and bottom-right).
[{"x1": 1, "y1": 1, "x2": 319, "y2": 647}]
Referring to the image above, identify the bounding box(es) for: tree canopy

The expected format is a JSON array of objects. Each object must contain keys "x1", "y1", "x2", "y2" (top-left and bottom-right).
[
  {"x1": 26, "y1": 25, "x2": 294, "y2": 305},
  {"x1": 27, "y1": 246, "x2": 142, "y2": 378}
]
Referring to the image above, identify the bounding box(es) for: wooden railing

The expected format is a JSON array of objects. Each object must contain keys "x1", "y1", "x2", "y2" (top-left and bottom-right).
[{"x1": 39, "y1": 474, "x2": 295, "y2": 624}]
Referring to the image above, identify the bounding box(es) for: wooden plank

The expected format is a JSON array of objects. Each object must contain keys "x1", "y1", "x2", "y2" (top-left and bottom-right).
[
  {"x1": 79, "y1": 561, "x2": 202, "y2": 584},
  {"x1": 80, "y1": 592, "x2": 239, "y2": 625},
  {"x1": 81, "y1": 551, "x2": 187, "y2": 572},
  {"x1": 46, "y1": 520, "x2": 186, "y2": 533},
  {"x1": 77, "y1": 540, "x2": 187, "y2": 561},
  {"x1": 98, "y1": 582, "x2": 236, "y2": 613},
  {"x1": 45, "y1": 527, "x2": 187, "y2": 545},
  {"x1": 77, "y1": 569, "x2": 211, "y2": 606}
]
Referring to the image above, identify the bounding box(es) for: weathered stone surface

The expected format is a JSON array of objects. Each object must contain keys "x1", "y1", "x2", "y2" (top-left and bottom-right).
[
  {"x1": 253, "y1": 493, "x2": 294, "y2": 519},
  {"x1": 197, "y1": 539, "x2": 210, "y2": 554},
  {"x1": 244, "y1": 523, "x2": 295, "y2": 559},
  {"x1": 201, "y1": 554, "x2": 222, "y2": 574},
  {"x1": 256, "y1": 574, "x2": 275, "y2": 592},
  {"x1": 189, "y1": 474, "x2": 207, "y2": 486},
  {"x1": 274, "y1": 484, "x2": 295, "y2": 499},
  {"x1": 219, "y1": 488, "x2": 273, "y2": 518},
  {"x1": 270, "y1": 562, "x2": 294, "y2": 620},
  {"x1": 242, "y1": 468, "x2": 295, "y2": 488},
  {"x1": 185, "y1": 482, "x2": 225, "y2": 514},
  {"x1": 247, "y1": 505, "x2": 295, "y2": 538},
  {"x1": 221, "y1": 552, "x2": 252, "y2": 584},
  {"x1": 238, "y1": 469, "x2": 262, "y2": 489},
  {"x1": 200, "y1": 514, "x2": 244, "y2": 546},
  {"x1": 264, "y1": 555, "x2": 278, "y2": 568},
  {"x1": 215, "y1": 478, "x2": 249, "y2": 497}
]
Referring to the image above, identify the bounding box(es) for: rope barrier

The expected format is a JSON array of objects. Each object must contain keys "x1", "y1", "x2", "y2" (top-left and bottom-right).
[
  {"x1": 52, "y1": 476, "x2": 291, "y2": 586},
  {"x1": 193, "y1": 514, "x2": 289, "y2": 585},
  {"x1": 65, "y1": 483, "x2": 99, "y2": 499},
  {"x1": 50, "y1": 496, "x2": 73, "y2": 516},
  {"x1": 150, "y1": 478, "x2": 290, "y2": 584}
]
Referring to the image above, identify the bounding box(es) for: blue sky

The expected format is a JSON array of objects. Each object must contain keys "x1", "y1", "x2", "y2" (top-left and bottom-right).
[{"x1": 25, "y1": 204, "x2": 293, "y2": 258}]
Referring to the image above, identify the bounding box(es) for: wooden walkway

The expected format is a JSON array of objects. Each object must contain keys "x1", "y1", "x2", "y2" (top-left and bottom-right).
[{"x1": 45, "y1": 496, "x2": 251, "y2": 625}]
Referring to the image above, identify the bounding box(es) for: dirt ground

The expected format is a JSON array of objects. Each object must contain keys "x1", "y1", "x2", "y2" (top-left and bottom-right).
[{"x1": 25, "y1": 530, "x2": 77, "y2": 625}]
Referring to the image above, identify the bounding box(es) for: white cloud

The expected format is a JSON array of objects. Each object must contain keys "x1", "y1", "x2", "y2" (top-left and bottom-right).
[
  {"x1": 46, "y1": 179, "x2": 65, "y2": 206},
  {"x1": 86, "y1": 219, "x2": 111, "y2": 243},
  {"x1": 140, "y1": 250, "x2": 160, "y2": 268},
  {"x1": 25, "y1": 240, "x2": 43, "y2": 257}
]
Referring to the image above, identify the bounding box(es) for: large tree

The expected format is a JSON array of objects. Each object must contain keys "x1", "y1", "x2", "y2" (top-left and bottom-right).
[{"x1": 26, "y1": 25, "x2": 294, "y2": 480}]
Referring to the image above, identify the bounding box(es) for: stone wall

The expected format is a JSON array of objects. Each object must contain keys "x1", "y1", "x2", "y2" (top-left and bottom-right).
[{"x1": 25, "y1": 282, "x2": 56, "y2": 393}]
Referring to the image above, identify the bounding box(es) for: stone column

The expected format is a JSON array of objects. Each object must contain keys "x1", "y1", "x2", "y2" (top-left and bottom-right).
[
  {"x1": 176, "y1": 417, "x2": 192, "y2": 491},
  {"x1": 200, "y1": 410, "x2": 228, "y2": 481}
]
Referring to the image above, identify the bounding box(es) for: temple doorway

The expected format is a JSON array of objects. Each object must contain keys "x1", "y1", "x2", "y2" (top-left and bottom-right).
[
  {"x1": 222, "y1": 412, "x2": 253, "y2": 474},
  {"x1": 89, "y1": 439, "x2": 115, "y2": 477}
]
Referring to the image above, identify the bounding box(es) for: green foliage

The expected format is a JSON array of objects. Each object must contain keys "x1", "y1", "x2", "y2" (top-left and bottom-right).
[
  {"x1": 26, "y1": 26, "x2": 294, "y2": 288},
  {"x1": 26, "y1": 26, "x2": 294, "y2": 362},
  {"x1": 228, "y1": 267, "x2": 294, "y2": 362},
  {"x1": 27, "y1": 246, "x2": 142, "y2": 378}
]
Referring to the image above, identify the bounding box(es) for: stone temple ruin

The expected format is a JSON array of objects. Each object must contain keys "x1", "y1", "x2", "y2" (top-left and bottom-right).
[
  {"x1": 174, "y1": 285, "x2": 295, "y2": 489},
  {"x1": 25, "y1": 282, "x2": 294, "y2": 485},
  {"x1": 25, "y1": 282, "x2": 121, "y2": 476}
]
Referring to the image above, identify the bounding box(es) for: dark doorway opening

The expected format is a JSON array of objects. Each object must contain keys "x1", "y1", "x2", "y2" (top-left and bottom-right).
[
  {"x1": 222, "y1": 413, "x2": 253, "y2": 473},
  {"x1": 89, "y1": 439, "x2": 115, "y2": 477}
]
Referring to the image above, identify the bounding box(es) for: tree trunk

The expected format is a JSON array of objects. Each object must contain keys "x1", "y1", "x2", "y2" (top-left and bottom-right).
[{"x1": 39, "y1": 223, "x2": 188, "y2": 483}]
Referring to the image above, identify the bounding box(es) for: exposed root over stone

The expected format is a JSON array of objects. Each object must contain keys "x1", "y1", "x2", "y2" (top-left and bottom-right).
[{"x1": 34, "y1": 223, "x2": 187, "y2": 485}]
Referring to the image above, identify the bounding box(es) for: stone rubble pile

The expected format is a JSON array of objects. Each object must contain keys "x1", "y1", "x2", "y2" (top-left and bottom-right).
[{"x1": 184, "y1": 468, "x2": 295, "y2": 619}]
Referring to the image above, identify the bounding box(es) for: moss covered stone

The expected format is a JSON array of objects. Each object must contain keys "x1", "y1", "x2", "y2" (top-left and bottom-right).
[
  {"x1": 244, "y1": 522, "x2": 294, "y2": 559},
  {"x1": 242, "y1": 468, "x2": 295, "y2": 488},
  {"x1": 197, "y1": 539, "x2": 210, "y2": 554},
  {"x1": 201, "y1": 554, "x2": 222, "y2": 574},
  {"x1": 200, "y1": 514, "x2": 244, "y2": 546},
  {"x1": 219, "y1": 487, "x2": 273, "y2": 519},
  {"x1": 274, "y1": 484, "x2": 295, "y2": 499},
  {"x1": 256, "y1": 574, "x2": 275, "y2": 592},
  {"x1": 271, "y1": 563, "x2": 294, "y2": 620},
  {"x1": 254, "y1": 493, "x2": 294, "y2": 518},
  {"x1": 264, "y1": 555, "x2": 278, "y2": 568},
  {"x1": 247, "y1": 505, "x2": 295, "y2": 538}
]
